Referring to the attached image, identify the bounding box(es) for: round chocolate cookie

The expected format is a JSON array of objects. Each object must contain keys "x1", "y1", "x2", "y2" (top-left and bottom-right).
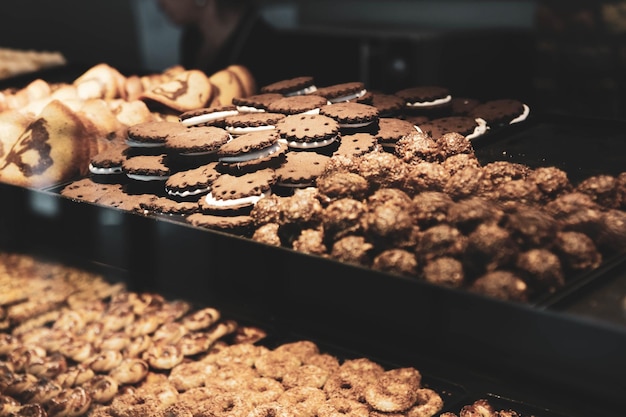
[
  {"x1": 199, "y1": 168, "x2": 276, "y2": 214},
  {"x1": 60, "y1": 178, "x2": 123, "y2": 203},
  {"x1": 122, "y1": 154, "x2": 171, "y2": 188},
  {"x1": 165, "y1": 162, "x2": 222, "y2": 201},
  {"x1": 366, "y1": 92, "x2": 405, "y2": 117},
  {"x1": 139, "y1": 196, "x2": 200, "y2": 216},
  {"x1": 232, "y1": 93, "x2": 284, "y2": 113},
  {"x1": 217, "y1": 130, "x2": 287, "y2": 174},
  {"x1": 223, "y1": 112, "x2": 286, "y2": 136},
  {"x1": 179, "y1": 105, "x2": 239, "y2": 127},
  {"x1": 186, "y1": 212, "x2": 255, "y2": 236},
  {"x1": 469, "y1": 99, "x2": 530, "y2": 127},
  {"x1": 319, "y1": 102, "x2": 379, "y2": 131},
  {"x1": 449, "y1": 97, "x2": 481, "y2": 116},
  {"x1": 165, "y1": 125, "x2": 231, "y2": 156},
  {"x1": 126, "y1": 120, "x2": 187, "y2": 148},
  {"x1": 394, "y1": 85, "x2": 452, "y2": 115},
  {"x1": 266, "y1": 95, "x2": 329, "y2": 115},
  {"x1": 374, "y1": 117, "x2": 418, "y2": 149},
  {"x1": 333, "y1": 133, "x2": 379, "y2": 158},
  {"x1": 89, "y1": 143, "x2": 130, "y2": 181},
  {"x1": 315, "y1": 82, "x2": 367, "y2": 103},
  {"x1": 417, "y1": 116, "x2": 487, "y2": 141},
  {"x1": 276, "y1": 114, "x2": 340, "y2": 150},
  {"x1": 274, "y1": 151, "x2": 331, "y2": 188},
  {"x1": 260, "y1": 76, "x2": 317, "y2": 96}
]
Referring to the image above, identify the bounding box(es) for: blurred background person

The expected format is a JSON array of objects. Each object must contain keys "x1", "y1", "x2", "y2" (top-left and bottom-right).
[{"x1": 155, "y1": 0, "x2": 360, "y2": 88}]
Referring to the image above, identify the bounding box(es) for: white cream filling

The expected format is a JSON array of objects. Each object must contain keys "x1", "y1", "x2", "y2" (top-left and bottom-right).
[
  {"x1": 406, "y1": 95, "x2": 452, "y2": 108},
  {"x1": 287, "y1": 136, "x2": 337, "y2": 149},
  {"x1": 125, "y1": 139, "x2": 164, "y2": 148},
  {"x1": 89, "y1": 164, "x2": 123, "y2": 175},
  {"x1": 285, "y1": 85, "x2": 318, "y2": 97},
  {"x1": 466, "y1": 118, "x2": 489, "y2": 140},
  {"x1": 328, "y1": 89, "x2": 367, "y2": 103},
  {"x1": 204, "y1": 190, "x2": 271, "y2": 208},
  {"x1": 180, "y1": 109, "x2": 239, "y2": 127},
  {"x1": 510, "y1": 104, "x2": 530, "y2": 124},
  {"x1": 166, "y1": 186, "x2": 211, "y2": 198},
  {"x1": 235, "y1": 105, "x2": 266, "y2": 113},
  {"x1": 219, "y1": 142, "x2": 282, "y2": 163},
  {"x1": 126, "y1": 173, "x2": 169, "y2": 181},
  {"x1": 339, "y1": 120, "x2": 375, "y2": 129},
  {"x1": 226, "y1": 125, "x2": 275, "y2": 135}
]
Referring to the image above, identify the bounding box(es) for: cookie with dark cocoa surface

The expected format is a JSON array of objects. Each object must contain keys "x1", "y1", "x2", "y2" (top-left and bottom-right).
[
  {"x1": 266, "y1": 95, "x2": 329, "y2": 115},
  {"x1": 60, "y1": 178, "x2": 123, "y2": 203},
  {"x1": 165, "y1": 162, "x2": 222, "y2": 201},
  {"x1": 232, "y1": 93, "x2": 284, "y2": 113},
  {"x1": 417, "y1": 116, "x2": 487, "y2": 141},
  {"x1": 89, "y1": 142, "x2": 130, "y2": 179},
  {"x1": 179, "y1": 105, "x2": 238, "y2": 128},
  {"x1": 333, "y1": 132, "x2": 379, "y2": 157},
  {"x1": 217, "y1": 130, "x2": 287, "y2": 174},
  {"x1": 315, "y1": 82, "x2": 367, "y2": 103},
  {"x1": 94, "y1": 188, "x2": 159, "y2": 213},
  {"x1": 468, "y1": 99, "x2": 530, "y2": 127},
  {"x1": 365, "y1": 92, "x2": 405, "y2": 117},
  {"x1": 126, "y1": 120, "x2": 187, "y2": 148},
  {"x1": 276, "y1": 114, "x2": 340, "y2": 150},
  {"x1": 140, "y1": 196, "x2": 200, "y2": 216},
  {"x1": 274, "y1": 151, "x2": 330, "y2": 188},
  {"x1": 449, "y1": 97, "x2": 481, "y2": 116},
  {"x1": 319, "y1": 102, "x2": 379, "y2": 131},
  {"x1": 165, "y1": 125, "x2": 231, "y2": 156},
  {"x1": 374, "y1": 117, "x2": 418, "y2": 149},
  {"x1": 394, "y1": 85, "x2": 452, "y2": 115},
  {"x1": 186, "y1": 212, "x2": 255, "y2": 236},
  {"x1": 199, "y1": 168, "x2": 276, "y2": 214},
  {"x1": 122, "y1": 154, "x2": 171, "y2": 182},
  {"x1": 260, "y1": 76, "x2": 317, "y2": 96},
  {"x1": 223, "y1": 112, "x2": 286, "y2": 136}
]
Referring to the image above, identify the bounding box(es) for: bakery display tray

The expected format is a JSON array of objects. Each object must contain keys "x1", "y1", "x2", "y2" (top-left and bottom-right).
[{"x1": 1, "y1": 113, "x2": 626, "y2": 414}]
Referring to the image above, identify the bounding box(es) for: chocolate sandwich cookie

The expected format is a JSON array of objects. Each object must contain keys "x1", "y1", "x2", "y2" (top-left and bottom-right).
[
  {"x1": 179, "y1": 105, "x2": 239, "y2": 128},
  {"x1": 217, "y1": 130, "x2": 287, "y2": 174},
  {"x1": 333, "y1": 132, "x2": 379, "y2": 158},
  {"x1": 165, "y1": 162, "x2": 222, "y2": 201},
  {"x1": 276, "y1": 114, "x2": 340, "y2": 151},
  {"x1": 126, "y1": 120, "x2": 187, "y2": 148},
  {"x1": 164, "y1": 125, "x2": 231, "y2": 159},
  {"x1": 94, "y1": 188, "x2": 160, "y2": 213},
  {"x1": 365, "y1": 92, "x2": 405, "y2": 117},
  {"x1": 199, "y1": 168, "x2": 276, "y2": 214},
  {"x1": 122, "y1": 154, "x2": 171, "y2": 194},
  {"x1": 394, "y1": 85, "x2": 452, "y2": 116},
  {"x1": 319, "y1": 102, "x2": 379, "y2": 132},
  {"x1": 374, "y1": 117, "x2": 418, "y2": 150},
  {"x1": 417, "y1": 116, "x2": 488, "y2": 141},
  {"x1": 139, "y1": 196, "x2": 200, "y2": 216},
  {"x1": 266, "y1": 95, "x2": 329, "y2": 115},
  {"x1": 449, "y1": 97, "x2": 481, "y2": 116},
  {"x1": 88, "y1": 142, "x2": 130, "y2": 182},
  {"x1": 315, "y1": 81, "x2": 367, "y2": 103},
  {"x1": 223, "y1": 112, "x2": 286, "y2": 136},
  {"x1": 186, "y1": 212, "x2": 255, "y2": 236},
  {"x1": 60, "y1": 178, "x2": 123, "y2": 203},
  {"x1": 468, "y1": 99, "x2": 530, "y2": 127},
  {"x1": 232, "y1": 93, "x2": 284, "y2": 113},
  {"x1": 260, "y1": 76, "x2": 317, "y2": 96},
  {"x1": 274, "y1": 151, "x2": 331, "y2": 189}
]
